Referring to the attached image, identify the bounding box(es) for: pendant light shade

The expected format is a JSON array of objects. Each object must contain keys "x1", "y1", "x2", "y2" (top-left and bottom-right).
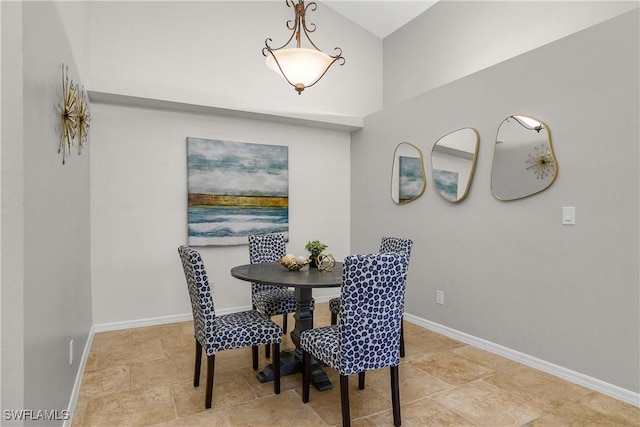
[{"x1": 263, "y1": 1, "x2": 345, "y2": 94}]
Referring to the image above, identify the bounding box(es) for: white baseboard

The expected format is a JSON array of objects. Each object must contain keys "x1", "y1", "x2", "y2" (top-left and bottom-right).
[
  {"x1": 91, "y1": 296, "x2": 338, "y2": 334},
  {"x1": 92, "y1": 312, "x2": 195, "y2": 333},
  {"x1": 403, "y1": 313, "x2": 640, "y2": 408},
  {"x1": 64, "y1": 325, "x2": 95, "y2": 427}
]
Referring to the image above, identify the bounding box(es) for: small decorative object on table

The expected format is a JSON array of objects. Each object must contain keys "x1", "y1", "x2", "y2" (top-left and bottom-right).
[
  {"x1": 316, "y1": 254, "x2": 336, "y2": 272},
  {"x1": 278, "y1": 254, "x2": 311, "y2": 271},
  {"x1": 305, "y1": 240, "x2": 328, "y2": 268}
]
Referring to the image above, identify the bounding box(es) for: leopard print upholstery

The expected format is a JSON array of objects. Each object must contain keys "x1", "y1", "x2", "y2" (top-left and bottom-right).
[
  {"x1": 301, "y1": 252, "x2": 409, "y2": 375},
  {"x1": 329, "y1": 236, "x2": 412, "y2": 315},
  {"x1": 178, "y1": 246, "x2": 282, "y2": 357},
  {"x1": 248, "y1": 233, "x2": 315, "y2": 315}
]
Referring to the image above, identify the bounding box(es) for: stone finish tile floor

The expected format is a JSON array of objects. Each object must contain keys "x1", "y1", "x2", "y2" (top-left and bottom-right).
[{"x1": 73, "y1": 303, "x2": 639, "y2": 426}]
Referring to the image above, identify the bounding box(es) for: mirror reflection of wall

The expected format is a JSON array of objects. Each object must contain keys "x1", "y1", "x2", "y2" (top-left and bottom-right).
[
  {"x1": 491, "y1": 115, "x2": 558, "y2": 201},
  {"x1": 391, "y1": 142, "x2": 426, "y2": 204},
  {"x1": 431, "y1": 127, "x2": 479, "y2": 203}
]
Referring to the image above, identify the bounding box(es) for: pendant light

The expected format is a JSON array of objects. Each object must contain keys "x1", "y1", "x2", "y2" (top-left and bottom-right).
[{"x1": 263, "y1": 0, "x2": 345, "y2": 94}]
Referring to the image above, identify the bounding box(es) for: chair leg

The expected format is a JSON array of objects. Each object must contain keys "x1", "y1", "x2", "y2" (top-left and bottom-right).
[
  {"x1": 302, "y1": 350, "x2": 311, "y2": 403},
  {"x1": 194, "y1": 340, "x2": 202, "y2": 387},
  {"x1": 358, "y1": 372, "x2": 365, "y2": 389},
  {"x1": 282, "y1": 313, "x2": 288, "y2": 334},
  {"x1": 273, "y1": 342, "x2": 281, "y2": 394},
  {"x1": 265, "y1": 343, "x2": 271, "y2": 359},
  {"x1": 331, "y1": 312, "x2": 337, "y2": 326},
  {"x1": 339, "y1": 375, "x2": 351, "y2": 427},
  {"x1": 252, "y1": 345, "x2": 258, "y2": 370},
  {"x1": 205, "y1": 354, "x2": 215, "y2": 409},
  {"x1": 390, "y1": 365, "x2": 401, "y2": 426},
  {"x1": 400, "y1": 317, "x2": 405, "y2": 358}
]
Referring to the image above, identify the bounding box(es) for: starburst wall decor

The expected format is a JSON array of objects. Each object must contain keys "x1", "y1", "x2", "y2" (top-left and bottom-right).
[
  {"x1": 76, "y1": 84, "x2": 91, "y2": 155},
  {"x1": 525, "y1": 143, "x2": 555, "y2": 179},
  {"x1": 57, "y1": 63, "x2": 90, "y2": 164}
]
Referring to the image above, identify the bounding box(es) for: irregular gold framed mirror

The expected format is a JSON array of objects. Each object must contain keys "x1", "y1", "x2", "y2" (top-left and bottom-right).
[
  {"x1": 491, "y1": 115, "x2": 558, "y2": 201},
  {"x1": 431, "y1": 127, "x2": 479, "y2": 203},
  {"x1": 391, "y1": 142, "x2": 426, "y2": 204}
]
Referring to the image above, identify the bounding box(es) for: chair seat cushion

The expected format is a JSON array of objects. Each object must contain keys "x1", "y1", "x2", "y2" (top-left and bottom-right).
[
  {"x1": 300, "y1": 326, "x2": 341, "y2": 372},
  {"x1": 328, "y1": 297, "x2": 341, "y2": 314},
  {"x1": 253, "y1": 288, "x2": 315, "y2": 316},
  {"x1": 207, "y1": 310, "x2": 283, "y2": 355}
]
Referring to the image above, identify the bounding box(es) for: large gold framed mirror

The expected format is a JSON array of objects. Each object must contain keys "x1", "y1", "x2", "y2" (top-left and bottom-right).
[
  {"x1": 431, "y1": 127, "x2": 479, "y2": 203},
  {"x1": 491, "y1": 115, "x2": 558, "y2": 201},
  {"x1": 391, "y1": 142, "x2": 426, "y2": 204}
]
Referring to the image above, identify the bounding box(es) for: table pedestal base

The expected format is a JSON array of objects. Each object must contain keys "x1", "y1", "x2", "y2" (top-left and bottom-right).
[{"x1": 256, "y1": 349, "x2": 332, "y2": 391}]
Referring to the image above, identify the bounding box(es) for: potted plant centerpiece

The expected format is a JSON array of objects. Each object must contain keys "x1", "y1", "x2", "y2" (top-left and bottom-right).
[{"x1": 305, "y1": 240, "x2": 328, "y2": 268}]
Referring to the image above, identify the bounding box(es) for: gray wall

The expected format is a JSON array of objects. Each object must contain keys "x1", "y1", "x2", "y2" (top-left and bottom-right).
[
  {"x1": 351, "y1": 10, "x2": 639, "y2": 393},
  {"x1": 383, "y1": 0, "x2": 639, "y2": 108},
  {"x1": 1, "y1": 1, "x2": 93, "y2": 424}
]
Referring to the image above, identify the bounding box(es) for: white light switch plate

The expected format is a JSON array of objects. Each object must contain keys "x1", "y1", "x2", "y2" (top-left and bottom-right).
[{"x1": 562, "y1": 207, "x2": 575, "y2": 225}]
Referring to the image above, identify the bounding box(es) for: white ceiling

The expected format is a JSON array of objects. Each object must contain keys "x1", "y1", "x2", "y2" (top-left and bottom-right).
[{"x1": 323, "y1": 1, "x2": 439, "y2": 38}]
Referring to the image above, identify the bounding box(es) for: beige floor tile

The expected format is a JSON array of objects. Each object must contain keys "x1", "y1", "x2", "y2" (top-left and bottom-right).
[
  {"x1": 130, "y1": 357, "x2": 182, "y2": 390},
  {"x1": 402, "y1": 328, "x2": 466, "y2": 360},
  {"x1": 79, "y1": 365, "x2": 130, "y2": 401},
  {"x1": 483, "y1": 366, "x2": 592, "y2": 411},
  {"x1": 362, "y1": 363, "x2": 452, "y2": 404},
  {"x1": 91, "y1": 338, "x2": 165, "y2": 369},
  {"x1": 549, "y1": 391, "x2": 640, "y2": 425},
  {"x1": 365, "y1": 397, "x2": 477, "y2": 426},
  {"x1": 83, "y1": 350, "x2": 101, "y2": 372},
  {"x1": 301, "y1": 375, "x2": 394, "y2": 426},
  {"x1": 91, "y1": 329, "x2": 138, "y2": 348},
  {"x1": 244, "y1": 364, "x2": 303, "y2": 398},
  {"x1": 161, "y1": 333, "x2": 195, "y2": 359},
  {"x1": 71, "y1": 400, "x2": 88, "y2": 427},
  {"x1": 172, "y1": 352, "x2": 205, "y2": 385},
  {"x1": 172, "y1": 369, "x2": 257, "y2": 416},
  {"x1": 83, "y1": 386, "x2": 176, "y2": 426},
  {"x1": 222, "y1": 390, "x2": 327, "y2": 426},
  {"x1": 72, "y1": 311, "x2": 637, "y2": 427},
  {"x1": 431, "y1": 381, "x2": 544, "y2": 426},
  {"x1": 149, "y1": 408, "x2": 232, "y2": 426},
  {"x1": 410, "y1": 351, "x2": 495, "y2": 386},
  {"x1": 452, "y1": 345, "x2": 523, "y2": 371},
  {"x1": 526, "y1": 412, "x2": 591, "y2": 426}
]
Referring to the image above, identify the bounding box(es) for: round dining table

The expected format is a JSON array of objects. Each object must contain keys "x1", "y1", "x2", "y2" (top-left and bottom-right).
[{"x1": 231, "y1": 261, "x2": 343, "y2": 391}]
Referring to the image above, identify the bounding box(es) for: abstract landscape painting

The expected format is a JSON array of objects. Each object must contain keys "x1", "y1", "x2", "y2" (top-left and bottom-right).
[{"x1": 186, "y1": 137, "x2": 288, "y2": 246}]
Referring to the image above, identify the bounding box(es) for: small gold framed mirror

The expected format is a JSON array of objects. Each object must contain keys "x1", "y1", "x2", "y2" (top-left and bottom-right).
[
  {"x1": 431, "y1": 127, "x2": 479, "y2": 203},
  {"x1": 491, "y1": 115, "x2": 558, "y2": 201},
  {"x1": 391, "y1": 142, "x2": 426, "y2": 204}
]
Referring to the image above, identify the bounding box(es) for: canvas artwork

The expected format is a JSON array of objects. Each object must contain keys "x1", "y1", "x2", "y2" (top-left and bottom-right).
[
  {"x1": 398, "y1": 156, "x2": 424, "y2": 203},
  {"x1": 186, "y1": 137, "x2": 289, "y2": 246},
  {"x1": 434, "y1": 169, "x2": 459, "y2": 201}
]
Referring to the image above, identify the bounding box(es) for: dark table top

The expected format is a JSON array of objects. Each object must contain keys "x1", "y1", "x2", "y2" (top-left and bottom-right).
[{"x1": 231, "y1": 262, "x2": 343, "y2": 288}]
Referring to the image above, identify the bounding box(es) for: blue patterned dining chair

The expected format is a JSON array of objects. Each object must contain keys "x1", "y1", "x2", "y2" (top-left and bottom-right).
[
  {"x1": 301, "y1": 252, "x2": 409, "y2": 427},
  {"x1": 329, "y1": 236, "x2": 413, "y2": 357},
  {"x1": 248, "y1": 233, "x2": 315, "y2": 358},
  {"x1": 178, "y1": 246, "x2": 282, "y2": 409}
]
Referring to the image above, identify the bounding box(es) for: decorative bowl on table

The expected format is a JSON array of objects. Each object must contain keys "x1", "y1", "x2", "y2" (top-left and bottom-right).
[{"x1": 278, "y1": 254, "x2": 311, "y2": 271}]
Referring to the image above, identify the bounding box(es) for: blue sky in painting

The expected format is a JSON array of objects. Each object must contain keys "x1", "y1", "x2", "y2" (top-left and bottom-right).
[{"x1": 187, "y1": 138, "x2": 288, "y2": 196}]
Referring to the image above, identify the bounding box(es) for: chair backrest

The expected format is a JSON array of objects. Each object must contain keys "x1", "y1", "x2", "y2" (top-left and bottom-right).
[
  {"x1": 338, "y1": 252, "x2": 409, "y2": 375},
  {"x1": 248, "y1": 233, "x2": 286, "y2": 294},
  {"x1": 178, "y1": 246, "x2": 216, "y2": 354},
  {"x1": 379, "y1": 236, "x2": 413, "y2": 264}
]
